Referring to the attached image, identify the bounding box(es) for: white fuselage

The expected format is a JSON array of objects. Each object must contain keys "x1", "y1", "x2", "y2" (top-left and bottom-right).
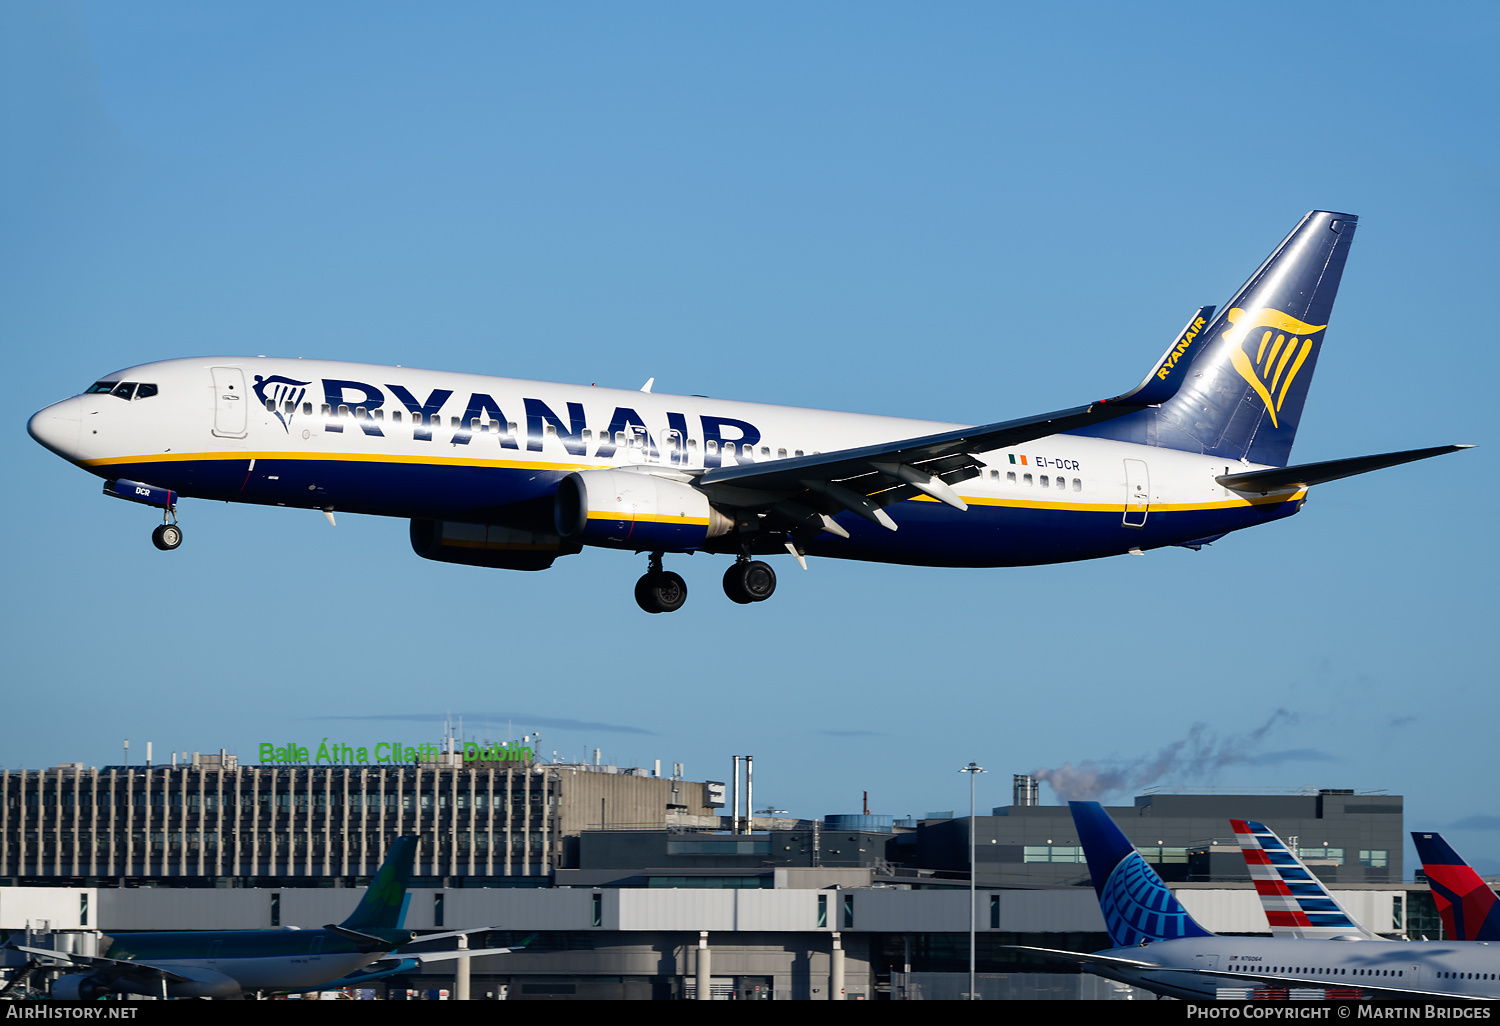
[
  {"x1": 29, "y1": 357, "x2": 1304, "y2": 567},
  {"x1": 1091, "y1": 936, "x2": 1500, "y2": 1001}
]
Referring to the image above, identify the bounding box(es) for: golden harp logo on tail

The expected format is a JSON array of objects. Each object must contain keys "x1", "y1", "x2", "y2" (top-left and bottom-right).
[{"x1": 1222, "y1": 307, "x2": 1326, "y2": 428}]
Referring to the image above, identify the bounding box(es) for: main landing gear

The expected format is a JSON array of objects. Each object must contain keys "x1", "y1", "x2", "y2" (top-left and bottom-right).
[
  {"x1": 635, "y1": 552, "x2": 687, "y2": 614},
  {"x1": 634, "y1": 553, "x2": 779, "y2": 613},
  {"x1": 723, "y1": 556, "x2": 776, "y2": 604},
  {"x1": 150, "y1": 509, "x2": 182, "y2": 551}
]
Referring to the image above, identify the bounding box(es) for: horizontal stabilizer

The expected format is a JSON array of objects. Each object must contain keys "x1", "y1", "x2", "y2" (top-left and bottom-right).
[{"x1": 1217, "y1": 444, "x2": 1473, "y2": 494}]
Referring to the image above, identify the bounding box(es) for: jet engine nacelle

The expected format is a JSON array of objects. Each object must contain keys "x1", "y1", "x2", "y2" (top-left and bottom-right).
[
  {"x1": 554, "y1": 470, "x2": 731, "y2": 551},
  {"x1": 409, "y1": 519, "x2": 576, "y2": 571},
  {"x1": 52, "y1": 974, "x2": 109, "y2": 1000}
]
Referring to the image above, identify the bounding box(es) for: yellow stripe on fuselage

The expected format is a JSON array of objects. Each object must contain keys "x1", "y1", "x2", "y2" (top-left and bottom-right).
[
  {"x1": 83, "y1": 451, "x2": 1304, "y2": 515},
  {"x1": 906, "y1": 491, "x2": 1306, "y2": 513},
  {"x1": 82, "y1": 450, "x2": 592, "y2": 473}
]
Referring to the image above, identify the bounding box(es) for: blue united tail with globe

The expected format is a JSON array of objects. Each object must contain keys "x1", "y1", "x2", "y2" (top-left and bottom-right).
[{"x1": 1070, "y1": 801, "x2": 1214, "y2": 947}]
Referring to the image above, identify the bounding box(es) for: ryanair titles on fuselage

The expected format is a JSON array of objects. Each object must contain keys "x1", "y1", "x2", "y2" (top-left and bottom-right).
[{"x1": 253, "y1": 371, "x2": 772, "y2": 467}]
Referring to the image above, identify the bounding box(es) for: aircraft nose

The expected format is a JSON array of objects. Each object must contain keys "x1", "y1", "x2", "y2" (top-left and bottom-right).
[{"x1": 28, "y1": 397, "x2": 83, "y2": 459}]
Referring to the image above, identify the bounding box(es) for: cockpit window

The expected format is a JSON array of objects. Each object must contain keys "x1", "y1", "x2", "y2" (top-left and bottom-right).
[{"x1": 84, "y1": 380, "x2": 157, "y2": 400}]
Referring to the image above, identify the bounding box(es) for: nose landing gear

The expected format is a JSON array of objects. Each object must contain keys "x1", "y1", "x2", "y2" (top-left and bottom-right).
[
  {"x1": 150, "y1": 509, "x2": 182, "y2": 551},
  {"x1": 635, "y1": 552, "x2": 687, "y2": 614},
  {"x1": 723, "y1": 557, "x2": 776, "y2": 604}
]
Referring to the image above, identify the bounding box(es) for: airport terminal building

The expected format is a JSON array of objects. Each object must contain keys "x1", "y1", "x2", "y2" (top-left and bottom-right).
[
  {"x1": 1, "y1": 753, "x2": 718, "y2": 885},
  {"x1": 0, "y1": 760, "x2": 1431, "y2": 1000}
]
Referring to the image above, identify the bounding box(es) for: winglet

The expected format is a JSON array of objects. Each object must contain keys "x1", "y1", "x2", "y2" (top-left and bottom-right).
[{"x1": 1412, "y1": 832, "x2": 1500, "y2": 941}]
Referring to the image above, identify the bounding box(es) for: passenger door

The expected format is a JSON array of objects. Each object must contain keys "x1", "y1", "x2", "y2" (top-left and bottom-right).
[
  {"x1": 210, "y1": 367, "x2": 248, "y2": 439},
  {"x1": 1123, "y1": 459, "x2": 1150, "y2": 528}
]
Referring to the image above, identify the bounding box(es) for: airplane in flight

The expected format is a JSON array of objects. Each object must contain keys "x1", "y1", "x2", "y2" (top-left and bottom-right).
[
  {"x1": 1413, "y1": 831, "x2": 1500, "y2": 942},
  {"x1": 1230, "y1": 817, "x2": 1381, "y2": 940},
  {"x1": 1009, "y1": 802, "x2": 1500, "y2": 1001},
  {"x1": 3, "y1": 837, "x2": 512, "y2": 999},
  {"x1": 27, "y1": 210, "x2": 1470, "y2": 612}
]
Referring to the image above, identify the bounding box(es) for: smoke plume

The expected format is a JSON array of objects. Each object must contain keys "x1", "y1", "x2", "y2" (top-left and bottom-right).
[{"x1": 1033, "y1": 709, "x2": 1300, "y2": 802}]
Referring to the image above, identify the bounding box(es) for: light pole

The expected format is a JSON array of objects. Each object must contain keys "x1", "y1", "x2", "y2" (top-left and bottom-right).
[{"x1": 959, "y1": 761, "x2": 986, "y2": 1000}]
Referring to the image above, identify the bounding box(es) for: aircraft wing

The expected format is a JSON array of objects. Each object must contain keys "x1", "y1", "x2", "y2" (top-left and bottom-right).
[
  {"x1": 1004, "y1": 945, "x2": 1166, "y2": 971},
  {"x1": 403, "y1": 946, "x2": 521, "y2": 964},
  {"x1": 697, "y1": 401, "x2": 1159, "y2": 532},
  {"x1": 693, "y1": 310, "x2": 1216, "y2": 532},
  {"x1": 4, "y1": 943, "x2": 195, "y2": 991},
  {"x1": 401, "y1": 925, "x2": 505, "y2": 945}
]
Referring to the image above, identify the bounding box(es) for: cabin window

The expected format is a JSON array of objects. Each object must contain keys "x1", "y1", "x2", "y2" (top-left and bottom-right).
[
  {"x1": 723, "y1": 442, "x2": 736, "y2": 456},
  {"x1": 582, "y1": 429, "x2": 592, "y2": 442},
  {"x1": 1007, "y1": 472, "x2": 1016, "y2": 484},
  {"x1": 760, "y1": 446, "x2": 770, "y2": 456},
  {"x1": 688, "y1": 439, "x2": 698, "y2": 450},
  {"x1": 1023, "y1": 473, "x2": 1033, "y2": 486},
  {"x1": 265, "y1": 399, "x2": 277, "y2": 412},
  {"x1": 507, "y1": 421, "x2": 517, "y2": 436},
  {"x1": 374, "y1": 409, "x2": 384, "y2": 421},
  {"x1": 794, "y1": 449, "x2": 804, "y2": 457},
  {"x1": 616, "y1": 431, "x2": 628, "y2": 446},
  {"x1": 706, "y1": 440, "x2": 718, "y2": 455},
  {"x1": 450, "y1": 416, "x2": 460, "y2": 428},
  {"x1": 1055, "y1": 476, "x2": 1065, "y2": 490},
  {"x1": 355, "y1": 406, "x2": 368, "y2": 419},
  {"x1": 777, "y1": 448, "x2": 787, "y2": 459},
  {"x1": 1072, "y1": 478, "x2": 1081, "y2": 491},
  {"x1": 1039, "y1": 475, "x2": 1049, "y2": 487},
  {"x1": 391, "y1": 409, "x2": 401, "y2": 422}
]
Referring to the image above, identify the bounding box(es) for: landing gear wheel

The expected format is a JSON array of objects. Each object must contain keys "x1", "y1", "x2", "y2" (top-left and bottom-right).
[
  {"x1": 635, "y1": 570, "x2": 688, "y2": 614},
  {"x1": 723, "y1": 560, "x2": 776, "y2": 604},
  {"x1": 152, "y1": 524, "x2": 183, "y2": 551}
]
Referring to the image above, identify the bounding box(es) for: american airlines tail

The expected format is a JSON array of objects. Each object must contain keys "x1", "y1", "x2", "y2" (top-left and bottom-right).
[
  {"x1": 1074, "y1": 211, "x2": 1358, "y2": 467},
  {"x1": 1070, "y1": 801, "x2": 1214, "y2": 947},
  {"x1": 1230, "y1": 818, "x2": 1377, "y2": 940},
  {"x1": 340, "y1": 836, "x2": 418, "y2": 932},
  {"x1": 1412, "y1": 832, "x2": 1500, "y2": 942}
]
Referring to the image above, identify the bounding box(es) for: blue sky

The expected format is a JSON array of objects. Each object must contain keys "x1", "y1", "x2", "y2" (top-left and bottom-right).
[{"x1": 4, "y1": 2, "x2": 1497, "y2": 875}]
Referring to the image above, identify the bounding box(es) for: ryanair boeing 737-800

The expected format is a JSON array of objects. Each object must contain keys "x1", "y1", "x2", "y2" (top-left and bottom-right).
[{"x1": 26, "y1": 211, "x2": 1470, "y2": 612}]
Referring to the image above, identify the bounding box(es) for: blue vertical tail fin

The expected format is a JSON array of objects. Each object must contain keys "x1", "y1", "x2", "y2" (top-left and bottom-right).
[
  {"x1": 1070, "y1": 801, "x2": 1213, "y2": 947},
  {"x1": 1071, "y1": 211, "x2": 1357, "y2": 466}
]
